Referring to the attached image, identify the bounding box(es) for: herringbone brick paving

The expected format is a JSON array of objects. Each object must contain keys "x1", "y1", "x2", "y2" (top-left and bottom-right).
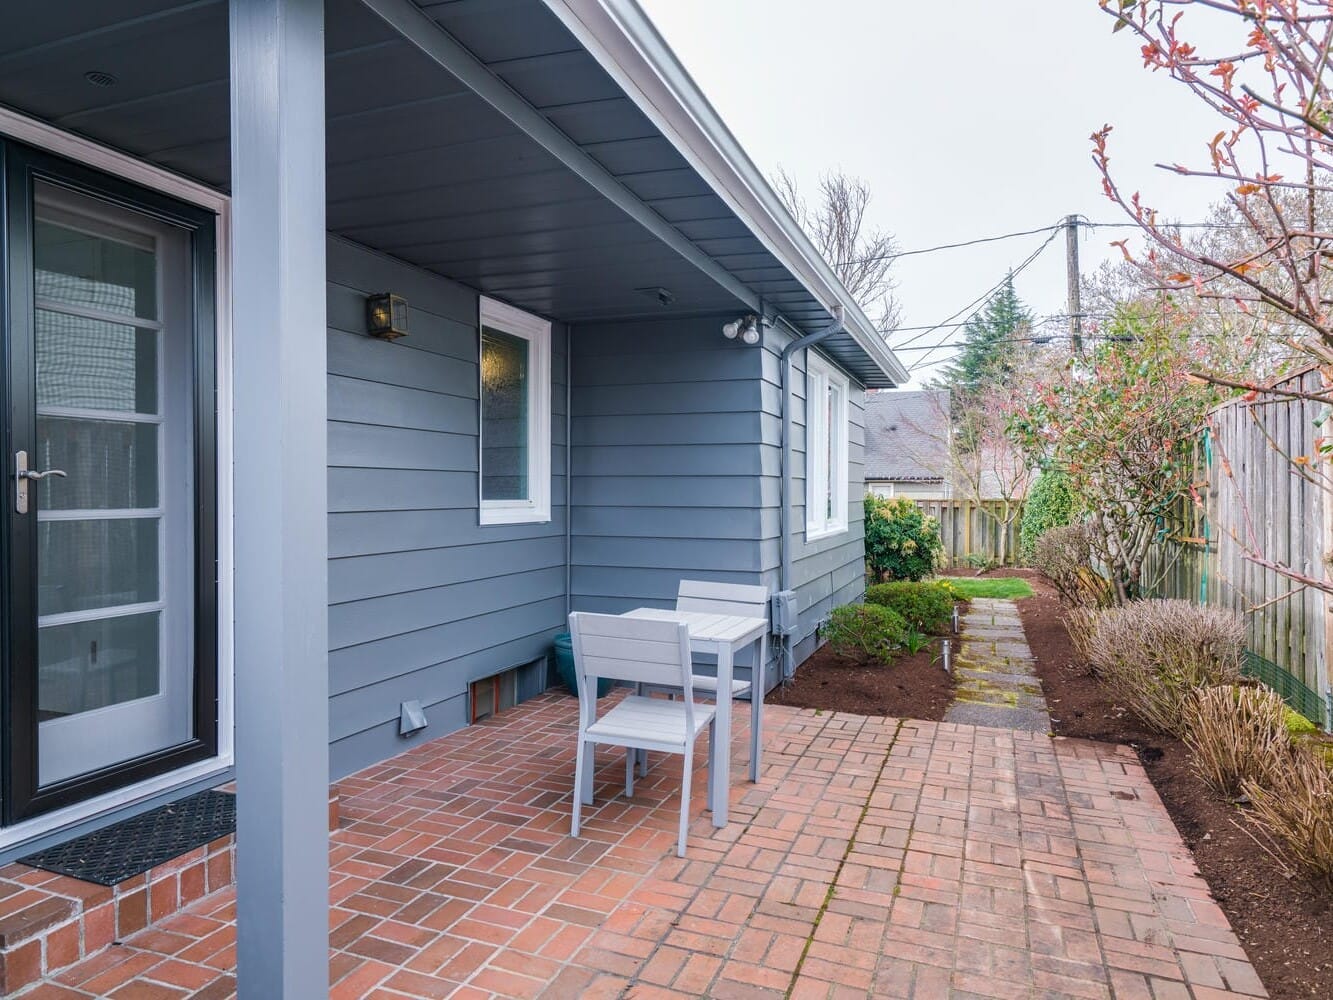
[{"x1": 17, "y1": 690, "x2": 1265, "y2": 998}]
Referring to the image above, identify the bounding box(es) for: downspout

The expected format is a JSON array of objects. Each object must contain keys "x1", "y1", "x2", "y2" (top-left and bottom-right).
[
  {"x1": 778, "y1": 303, "x2": 845, "y2": 681},
  {"x1": 565, "y1": 326, "x2": 573, "y2": 619}
]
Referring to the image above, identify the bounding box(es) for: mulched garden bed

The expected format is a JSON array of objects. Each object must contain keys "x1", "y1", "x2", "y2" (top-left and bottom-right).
[
  {"x1": 1014, "y1": 570, "x2": 1333, "y2": 999},
  {"x1": 769, "y1": 642, "x2": 955, "y2": 720}
]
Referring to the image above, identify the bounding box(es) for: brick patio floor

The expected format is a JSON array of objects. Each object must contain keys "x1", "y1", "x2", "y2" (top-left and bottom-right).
[{"x1": 22, "y1": 692, "x2": 1266, "y2": 998}]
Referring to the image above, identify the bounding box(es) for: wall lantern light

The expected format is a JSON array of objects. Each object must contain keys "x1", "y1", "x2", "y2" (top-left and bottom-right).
[
  {"x1": 723, "y1": 314, "x2": 761, "y2": 346},
  {"x1": 367, "y1": 292, "x2": 409, "y2": 340}
]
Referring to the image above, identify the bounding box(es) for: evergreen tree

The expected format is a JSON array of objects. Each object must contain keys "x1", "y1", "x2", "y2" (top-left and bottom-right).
[{"x1": 936, "y1": 273, "x2": 1033, "y2": 396}]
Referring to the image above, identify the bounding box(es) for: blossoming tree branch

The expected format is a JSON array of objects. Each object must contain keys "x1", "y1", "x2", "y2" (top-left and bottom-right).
[{"x1": 1093, "y1": 0, "x2": 1333, "y2": 597}]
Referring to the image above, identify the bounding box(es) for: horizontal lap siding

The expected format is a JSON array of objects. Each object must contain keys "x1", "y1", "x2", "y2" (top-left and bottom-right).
[
  {"x1": 325, "y1": 238, "x2": 567, "y2": 777},
  {"x1": 570, "y1": 318, "x2": 766, "y2": 614},
  {"x1": 760, "y1": 331, "x2": 868, "y2": 671}
]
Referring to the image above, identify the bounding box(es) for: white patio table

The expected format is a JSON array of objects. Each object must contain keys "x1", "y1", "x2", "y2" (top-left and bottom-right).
[{"x1": 621, "y1": 608, "x2": 768, "y2": 827}]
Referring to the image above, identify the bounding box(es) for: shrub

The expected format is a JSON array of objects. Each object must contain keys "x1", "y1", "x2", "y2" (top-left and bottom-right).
[
  {"x1": 864, "y1": 581, "x2": 955, "y2": 634},
  {"x1": 901, "y1": 629, "x2": 932, "y2": 656},
  {"x1": 1063, "y1": 606, "x2": 1100, "y2": 665},
  {"x1": 1081, "y1": 600, "x2": 1244, "y2": 735},
  {"x1": 1019, "y1": 471, "x2": 1079, "y2": 564},
  {"x1": 1184, "y1": 684, "x2": 1290, "y2": 798},
  {"x1": 863, "y1": 495, "x2": 943, "y2": 582},
  {"x1": 963, "y1": 552, "x2": 998, "y2": 574},
  {"x1": 934, "y1": 579, "x2": 965, "y2": 602},
  {"x1": 1033, "y1": 524, "x2": 1113, "y2": 607},
  {"x1": 1243, "y1": 747, "x2": 1333, "y2": 888},
  {"x1": 822, "y1": 603, "x2": 908, "y2": 663}
]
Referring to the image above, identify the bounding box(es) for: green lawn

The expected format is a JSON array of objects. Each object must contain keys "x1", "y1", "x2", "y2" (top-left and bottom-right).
[{"x1": 938, "y1": 576, "x2": 1034, "y2": 600}]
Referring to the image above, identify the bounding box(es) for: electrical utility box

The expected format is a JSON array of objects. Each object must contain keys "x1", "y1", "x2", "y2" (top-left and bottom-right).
[{"x1": 772, "y1": 590, "x2": 798, "y2": 636}]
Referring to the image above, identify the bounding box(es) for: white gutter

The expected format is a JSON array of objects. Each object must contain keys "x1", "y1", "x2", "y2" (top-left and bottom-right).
[{"x1": 542, "y1": 0, "x2": 909, "y2": 386}]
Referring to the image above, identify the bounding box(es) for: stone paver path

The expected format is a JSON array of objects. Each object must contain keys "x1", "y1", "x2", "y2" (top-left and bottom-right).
[
  {"x1": 26, "y1": 690, "x2": 1268, "y2": 998},
  {"x1": 945, "y1": 596, "x2": 1052, "y2": 733}
]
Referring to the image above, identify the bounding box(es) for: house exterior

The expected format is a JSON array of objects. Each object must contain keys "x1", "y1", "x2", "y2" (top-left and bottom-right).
[
  {"x1": 865, "y1": 388, "x2": 1024, "y2": 502},
  {"x1": 0, "y1": 0, "x2": 904, "y2": 992},
  {"x1": 864, "y1": 389, "x2": 951, "y2": 499}
]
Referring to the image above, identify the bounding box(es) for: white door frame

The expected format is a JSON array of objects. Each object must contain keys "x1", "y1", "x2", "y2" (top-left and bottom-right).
[{"x1": 0, "y1": 105, "x2": 235, "y2": 853}]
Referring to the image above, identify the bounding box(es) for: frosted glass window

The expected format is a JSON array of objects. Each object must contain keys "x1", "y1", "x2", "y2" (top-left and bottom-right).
[{"x1": 481, "y1": 327, "x2": 531, "y2": 502}]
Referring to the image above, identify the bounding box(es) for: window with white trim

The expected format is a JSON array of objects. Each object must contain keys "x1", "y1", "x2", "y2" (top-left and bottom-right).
[
  {"x1": 805, "y1": 352, "x2": 849, "y2": 539},
  {"x1": 479, "y1": 297, "x2": 551, "y2": 525}
]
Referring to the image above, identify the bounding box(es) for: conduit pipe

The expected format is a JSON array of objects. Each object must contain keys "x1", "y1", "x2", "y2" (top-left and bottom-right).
[{"x1": 777, "y1": 303, "x2": 845, "y2": 680}]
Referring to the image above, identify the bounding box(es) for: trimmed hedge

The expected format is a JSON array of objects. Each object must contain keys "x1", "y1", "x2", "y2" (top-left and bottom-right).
[
  {"x1": 1080, "y1": 600, "x2": 1244, "y2": 735},
  {"x1": 823, "y1": 604, "x2": 908, "y2": 663},
  {"x1": 1019, "y1": 471, "x2": 1079, "y2": 564},
  {"x1": 864, "y1": 581, "x2": 955, "y2": 634}
]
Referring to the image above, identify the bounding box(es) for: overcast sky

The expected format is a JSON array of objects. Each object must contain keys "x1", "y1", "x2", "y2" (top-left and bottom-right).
[{"x1": 637, "y1": 0, "x2": 1234, "y2": 385}]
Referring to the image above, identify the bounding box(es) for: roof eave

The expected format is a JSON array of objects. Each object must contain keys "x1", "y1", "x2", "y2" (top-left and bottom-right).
[{"x1": 542, "y1": 0, "x2": 908, "y2": 386}]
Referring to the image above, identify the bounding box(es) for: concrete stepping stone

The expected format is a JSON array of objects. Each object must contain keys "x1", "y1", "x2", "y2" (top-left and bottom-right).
[{"x1": 944, "y1": 596, "x2": 1051, "y2": 733}]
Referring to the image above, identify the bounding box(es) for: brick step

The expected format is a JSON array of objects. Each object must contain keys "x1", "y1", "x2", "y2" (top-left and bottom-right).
[{"x1": 0, "y1": 789, "x2": 339, "y2": 995}]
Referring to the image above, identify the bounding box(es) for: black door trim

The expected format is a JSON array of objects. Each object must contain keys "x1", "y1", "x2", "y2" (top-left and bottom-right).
[{"x1": 1, "y1": 141, "x2": 219, "y2": 824}]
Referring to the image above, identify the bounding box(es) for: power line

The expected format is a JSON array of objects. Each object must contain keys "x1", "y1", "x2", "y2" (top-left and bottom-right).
[
  {"x1": 887, "y1": 311, "x2": 1112, "y2": 335},
  {"x1": 893, "y1": 335, "x2": 1064, "y2": 352},
  {"x1": 893, "y1": 214, "x2": 1237, "y2": 375},
  {"x1": 895, "y1": 325, "x2": 1275, "y2": 354},
  {"x1": 889, "y1": 321, "x2": 971, "y2": 332},
  {"x1": 904, "y1": 228, "x2": 1064, "y2": 373},
  {"x1": 879, "y1": 214, "x2": 1256, "y2": 378},
  {"x1": 833, "y1": 217, "x2": 1245, "y2": 269},
  {"x1": 835, "y1": 223, "x2": 1062, "y2": 267},
  {"x1": 892, "y1": 228, "x2": 1063, "y2": 351},
  {"x1": 893, "y1": 330, "x2": 1235, "y2": 353},
  {"x1": 1082, "y1": 220, "x2": 1251, "y2": 230}
]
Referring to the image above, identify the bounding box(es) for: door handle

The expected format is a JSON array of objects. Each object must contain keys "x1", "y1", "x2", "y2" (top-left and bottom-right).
[{"x1": 14, "y1": 451, "x2": 66, "y2": 514}]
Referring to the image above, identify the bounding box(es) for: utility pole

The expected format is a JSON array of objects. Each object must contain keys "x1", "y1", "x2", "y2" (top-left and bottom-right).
[{"x1": 1066, "y1": 214, "x2": 1082, "y2": 355}]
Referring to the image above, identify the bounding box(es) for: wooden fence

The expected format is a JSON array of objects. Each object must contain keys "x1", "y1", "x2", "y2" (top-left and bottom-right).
[
  {"x1": 916, "y1": 498, "x2": 1024, "y2": 569},
  {"x1": 1142, "y1": 368, "x2": 1330, "y2": 712}
]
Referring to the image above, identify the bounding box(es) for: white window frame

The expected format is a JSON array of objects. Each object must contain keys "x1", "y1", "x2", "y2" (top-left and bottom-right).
[
  {"x1": 805, "y1": 351, "x2": 850, "y2": 540},
  {"x1": 478, "y1": 296, "x2": 551, "y2": 525}
]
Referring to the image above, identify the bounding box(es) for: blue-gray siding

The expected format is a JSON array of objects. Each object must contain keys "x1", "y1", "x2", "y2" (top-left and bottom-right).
[
  {"x1": 569, "y1": 317, "x2": 768, "y2": 615},
  {"x1": 322, "y1": 261, "x2": 864, "y2": 774},
  {"x1": 760, "y1": 327, "x2": 869, "y2": 669},
  {"x1": 570, "y1": 316, "x2": 867, "y2": 678},
  {"x1": 325, "y1": 238, "x2": 567, "y2": 777}
]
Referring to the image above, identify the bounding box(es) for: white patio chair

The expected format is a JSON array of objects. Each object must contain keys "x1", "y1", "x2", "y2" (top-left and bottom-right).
[
  {"x1": 640, "y1": 580, "x2": 769, "y2": 782},
  {"x1": 567, "y1": 611, "x2": 717, "y2": 858}
]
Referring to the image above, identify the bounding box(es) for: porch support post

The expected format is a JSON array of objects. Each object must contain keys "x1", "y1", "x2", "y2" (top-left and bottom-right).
[{"x1": 229, "y1": 1, "x2": 329, "y2": 996}]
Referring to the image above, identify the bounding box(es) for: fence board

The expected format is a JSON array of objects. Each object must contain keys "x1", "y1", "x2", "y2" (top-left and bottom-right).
[
  {"x1": 1143, "y1": 369, "x2": 1330, "y2": 717},
  {"x1": 912, "y1": 498, "x2": 1023, "y2": 569}
]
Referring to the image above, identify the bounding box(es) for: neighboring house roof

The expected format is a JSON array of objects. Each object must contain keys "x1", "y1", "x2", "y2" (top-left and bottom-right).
[{"x1": 863, "y1": 390, "x2": 949, "y2": 483}]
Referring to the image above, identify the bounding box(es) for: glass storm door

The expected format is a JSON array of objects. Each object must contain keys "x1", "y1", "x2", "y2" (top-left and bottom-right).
[{"x1": 3, "y1": 146, "x2": 217, "y2": 822}]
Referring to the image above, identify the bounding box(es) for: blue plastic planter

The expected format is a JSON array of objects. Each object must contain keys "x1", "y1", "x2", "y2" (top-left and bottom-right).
[{"x1": 553, "y1": 632, "x2": 612, "y2": 698}]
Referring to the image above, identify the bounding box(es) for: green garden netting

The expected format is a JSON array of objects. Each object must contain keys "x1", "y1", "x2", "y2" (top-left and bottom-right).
[{"x1": 1242, "y1": 649, "x2": 1330, "y2": 730}]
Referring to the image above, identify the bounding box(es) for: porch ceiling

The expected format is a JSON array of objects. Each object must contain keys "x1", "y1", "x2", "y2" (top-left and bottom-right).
[{"x1": 0, "y1": 0, "x2": 898, "y2": 384}]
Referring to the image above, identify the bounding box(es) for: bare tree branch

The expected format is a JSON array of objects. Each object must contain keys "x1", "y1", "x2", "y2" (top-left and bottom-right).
[{"x1": 775, "y1": 167, "x2": 902, "y2": 333}]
